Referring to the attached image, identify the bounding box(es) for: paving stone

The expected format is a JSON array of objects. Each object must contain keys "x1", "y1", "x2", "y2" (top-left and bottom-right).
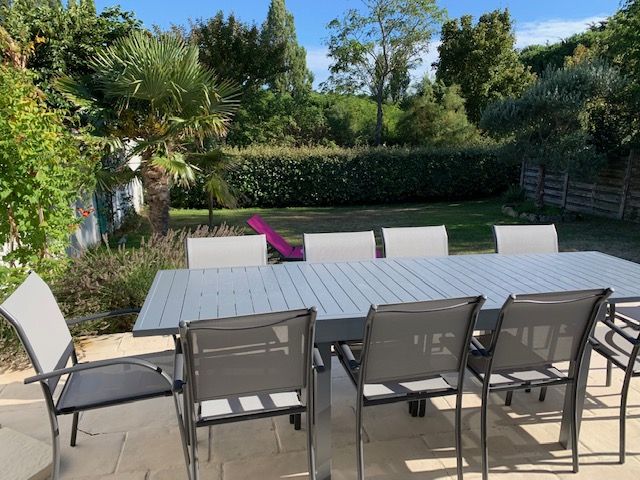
[
  {"x1": 79, "y1": 396, "x2": 179, "y2": 435},
  {"x1": 332, "y1": 437, "x2": 452, "y2": 480},
  {"x1": 209, "y1": 418, "x2": 279, "y2": 463},
  {"x1": 117, "y1": 426, "x2": 186, "y2": 473},
  {"x1": 59, "y1": 431, "x2": 126, "y2": 478},
  {"x1": 0, "y1": 426, "x2": 51, "y2": 480},
  {"x1": 223, "y1": 450, "x2": 310, "y2": 480}
]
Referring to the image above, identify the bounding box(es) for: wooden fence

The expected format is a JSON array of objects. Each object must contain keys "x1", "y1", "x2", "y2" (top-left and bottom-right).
[{"x1": 521, "y1": 151, "x2": 640, "y2": 222}]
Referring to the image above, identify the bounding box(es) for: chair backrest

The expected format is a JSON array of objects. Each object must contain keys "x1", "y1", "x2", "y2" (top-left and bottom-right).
[
  {"x1": 360, "y1": 296, "x2": 485, "y2": 385},
  {"x1": 186, "y1": 235, "x2": 268, "y2": 269},
  {"x1": 493, "y1": 224, "x2": 558, "y2": 254},
  {"x1": 246, "y1": 214, "x2": 294, "y2": 257},
  {"x1": 0, "y1": 272, "x2": 73, "y2": 390},
  {"x1": 179, "y1": 308, "x2": 316, "y2": 403},
  {"x1": 488, "y1": 289, "x2": 612, "y2": 371},
  {"x1": 382, "y1": 225, "x2": 449, "y2": 258},
  {"x1": 303, "y1": 231, "x2": 376, "y2": 263}
]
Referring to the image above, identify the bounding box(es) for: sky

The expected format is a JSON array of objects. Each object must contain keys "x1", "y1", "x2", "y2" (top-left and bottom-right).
[{"x1": 94, "y1": 0, "x2": 622, "y2": 88}]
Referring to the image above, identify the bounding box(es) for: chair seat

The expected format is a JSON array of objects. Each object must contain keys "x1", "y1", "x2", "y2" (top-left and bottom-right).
[
  {"x1": 468, "y1": 354, "x2": 567, "y2": 388},
  {"x1": 56, "y1": 350, "x2": 175, "y2": 414},
  {"x1": 592, "y1": 322, "x2": 640, "y2": 374},
  {"x1": 198, "y1": 391, "x2": 303, "y2": 423},
  {"x1": 335, "y1": 342, "x2": 458, "y2": 402}
]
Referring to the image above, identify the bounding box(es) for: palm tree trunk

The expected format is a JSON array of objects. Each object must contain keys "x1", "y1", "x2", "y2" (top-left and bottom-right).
[{"x1": 141, "y1": 162, "x2": 171, "y2": 235}]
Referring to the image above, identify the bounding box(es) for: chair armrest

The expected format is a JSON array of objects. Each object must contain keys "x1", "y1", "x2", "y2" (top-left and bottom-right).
[
  {"x1": 173, "y1": 352, "x2": 185, "y2": 391},
  {"x1": 24, "y1": 356, "x2": 171, "y2": 387},
  {"x1": 336, "y1": 342, "x2": 359, "y2": 370},
  {"x1": 602, "y1": 318, "x2": 640, "y2": 346},
  {"x1": 313, "y1": 347, "x2": 325, "y2": 373},
  {"x1": 470, "y1": 337, "x2": 490, "y2": 357},
  {"x1": 66, "y1": 308, "x2": 141, "y2": 326}
]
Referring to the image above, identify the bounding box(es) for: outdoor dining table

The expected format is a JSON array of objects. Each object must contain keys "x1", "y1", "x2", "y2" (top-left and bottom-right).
[{"x1": 133, "y1": 251, "x2": 640, "y2": 480}]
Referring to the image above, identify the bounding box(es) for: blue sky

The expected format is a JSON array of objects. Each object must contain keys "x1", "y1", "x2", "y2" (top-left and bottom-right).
[{"x1": 95, "y1": 1, "x2": 621, "y2": 87}]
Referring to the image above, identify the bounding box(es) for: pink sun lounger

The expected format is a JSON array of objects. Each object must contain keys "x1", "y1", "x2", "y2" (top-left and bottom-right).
[
  {"x1": 247, "y1": 214, "x2": 383, "y2": 261},
  {"x1": 246, "y1": 214, "x2": 304, "y2": 260}
]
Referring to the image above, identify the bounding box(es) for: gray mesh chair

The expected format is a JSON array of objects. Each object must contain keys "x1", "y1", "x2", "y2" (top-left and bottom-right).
[
  {"x1": 303, "y1": 231, "x2": 376, "y2": 262},
  {"x1": 177, "y1": 308, "x2": 320, "y2": 480},
  {"x1": 590, "y1": 303, "x2": 640, "y2": 463},
  {"x1": 468, "y1": 289, "x2": 612, "y2": 479},
  {"x1": 493, "y1": 224, "x2": 559, "y2": 254},
  {"x1": 335, "y1": 296, "x2": 486, "y2": 480},
  {"x1": 0, "y1": 272, "x2": 188, "y2": 479},
  {"x1": 493, "y1": 223, "x2": 559, "y2": 404},
  {"x1": 382, "y1": 225, "x2": 449, "y2": 258},
  {"x1": 185, "y1": 234, "x2": 268, "y2": 269}
]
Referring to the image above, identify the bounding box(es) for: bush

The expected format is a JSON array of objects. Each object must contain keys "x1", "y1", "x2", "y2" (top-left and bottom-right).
[
  {"x1": 52, "y1": 225, "x2": 243, "y2": 334},
  {"x1": 172, "y1": 146, "x2": 514, "y2": 209},
  {"x1": 0, "y1": 65, "x2": 97, "y2": 265}
]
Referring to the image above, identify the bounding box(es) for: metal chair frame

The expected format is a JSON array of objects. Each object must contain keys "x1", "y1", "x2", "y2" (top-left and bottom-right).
[
  {"x1": 0, "y1": 273, "x2": 188, "y2": 480},
  {"x1": 590, "y1": 303, "x2": 640, "y2": 464},
  {"x1": 469, "y1": 289, "x2": 612, "y2": 480},
  {"x1": 336, "y1": 296, "x2": 486, "y2": 480},
  {"x1": 177, "y1": 308, "x2": 321, "y2": 480}
]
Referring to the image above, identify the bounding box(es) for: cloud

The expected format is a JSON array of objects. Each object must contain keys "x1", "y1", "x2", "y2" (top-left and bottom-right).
[{"x1": 514, "y1": 15, "x2": 608, "y2": 49}]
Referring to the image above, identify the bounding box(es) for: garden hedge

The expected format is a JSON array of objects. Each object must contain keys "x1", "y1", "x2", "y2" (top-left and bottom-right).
[{"x1": 171, "y1": 146, "x2": 516, "y2": 209}]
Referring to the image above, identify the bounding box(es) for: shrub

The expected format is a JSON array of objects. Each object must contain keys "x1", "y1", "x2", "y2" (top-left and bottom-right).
[
  {"x1": 172, "y1": 146, "x2": 514, "y2": 209},
  {"x1": 0, "y1": 65, "x2": 97, "y2": 265},
  {"x1": 52, "y1": 224, "x2": 243, "y2": 334}
]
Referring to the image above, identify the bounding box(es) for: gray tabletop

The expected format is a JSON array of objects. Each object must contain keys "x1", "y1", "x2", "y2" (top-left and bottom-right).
[{"x1": 133, "y1": 251, "x2": 640, "y2": 341}]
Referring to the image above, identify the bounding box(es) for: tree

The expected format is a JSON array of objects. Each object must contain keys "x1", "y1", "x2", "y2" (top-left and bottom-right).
[
  {"x1": 189, "y1": 11, "x2": 284, "y2": 92},
  {"x1": 481, "y1": 61, "x2": 625, "y2": 208},
  {"x1": 261, "y1": 0, "x2": 312, "y2": 95},
  {"x1": 325, "y1": 0, "x2": 444, "y2": 146},
  {"x1": 398, "y1": 79, "x2": 480, "y2": 147},
  {"x1": 58, "y1": 32, "x2": 240, "y2": 235},
  {"x1": 598, "y1": 0, "x2": 640, "y2": 146},
  {"x1": 0, "y1": 65, "x2": 97, "y2": 265},
  {"x1": 519, "y1": 26, "x2": 604, "y2": 76},
  {"x1": 0, "y1": 0, "x2": 140, "y2": 104},
  {"x1": 435, "y1": 9, "x2": 535, "y2": 123}
]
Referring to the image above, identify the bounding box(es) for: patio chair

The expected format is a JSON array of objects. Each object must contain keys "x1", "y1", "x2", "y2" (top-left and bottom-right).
[
  {"x1": 589, "y1": 303, "x2": 640, "y2": 464},
  {"x1": 303, "y1": 230, "x2": 376, "y2": 262},
  {"x1": 493, "y1": 224, "x2": 559, "y2": 254},
  {"x1": 382, "y1": 225, "x2": 449, "y2": 258},
  {"x1": 493, "y1": 223, "x2": 559, "y2": 404},
  {"x1": 177, "y1": 308, "x2": 321, "y2": 480},
  {"x1": 246, "y1": 214, "x2": 304, "y2": 261},
  {"x1": 185, "y1": 234, "x2": 267, "y2": 268},
  {"x1": 468, "y1": 289, "x2": 612, "y2": 479},
  {"x1": 334, "y1": 296, "x2": 485, "y2": 480},
  {"x1": 0, "y1": 272, "x2": 188, "y2": 480}
]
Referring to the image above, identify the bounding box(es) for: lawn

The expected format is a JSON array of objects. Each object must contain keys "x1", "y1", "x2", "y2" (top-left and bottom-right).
[{"x1": 162, "y1": 197, "x2": 640, "y2": 262}]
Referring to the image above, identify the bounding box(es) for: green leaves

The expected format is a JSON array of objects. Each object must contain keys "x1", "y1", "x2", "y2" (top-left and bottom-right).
[
  {"x1": 0, "y1": 65, "x2": 97, "y2": 265},
  {"x1": 171, "y1": 146, "x2": 513, "y2": 209}
]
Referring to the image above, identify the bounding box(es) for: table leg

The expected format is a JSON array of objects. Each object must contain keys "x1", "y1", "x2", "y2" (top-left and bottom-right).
[
  {"x1": 315, "y1": 342, "x2": 332, "y2": 480},
  {"x1": 559, "y1": 306, "x2": 603, "y2": 447}
]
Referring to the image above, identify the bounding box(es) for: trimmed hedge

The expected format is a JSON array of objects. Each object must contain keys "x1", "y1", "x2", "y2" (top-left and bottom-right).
[{"x1": 171, "y1": 146, "x2": 516, "y2": 209}]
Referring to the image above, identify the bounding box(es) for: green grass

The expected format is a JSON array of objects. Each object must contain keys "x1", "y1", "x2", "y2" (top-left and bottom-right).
[{"x1": 161, "y1": 198, "x2": 640, "y2": 262}]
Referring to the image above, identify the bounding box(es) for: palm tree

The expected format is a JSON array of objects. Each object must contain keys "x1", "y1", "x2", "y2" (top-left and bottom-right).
[{"x1": 59, "y1": 31, "x2": 240, "y2": 234}]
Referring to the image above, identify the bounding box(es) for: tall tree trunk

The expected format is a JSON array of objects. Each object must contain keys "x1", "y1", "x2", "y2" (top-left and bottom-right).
[
  {"x1": 535, "y1": 163, "x2": 546, "y2": 209},
  {"x1": 141, "y1": 162, "x2": 171, "y2": 235},
  {"x1": 374, "y1": 88, "x2": 384, "y2": 146}
]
